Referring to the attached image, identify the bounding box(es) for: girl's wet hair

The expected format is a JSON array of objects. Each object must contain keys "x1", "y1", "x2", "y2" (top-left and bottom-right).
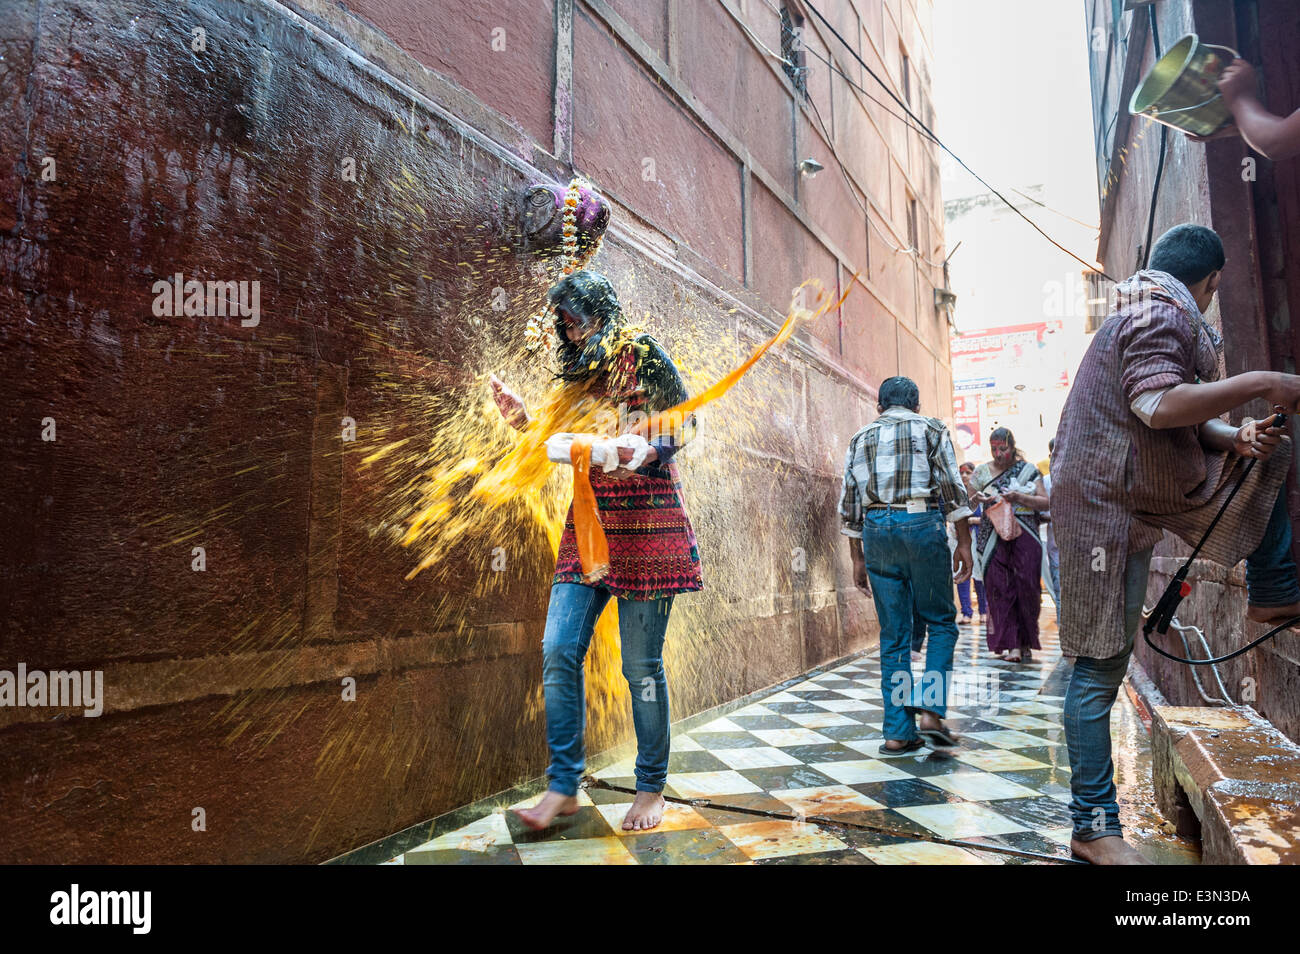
[{"x1": 548, "y1": 270, "x2": 629, "y2": 382}]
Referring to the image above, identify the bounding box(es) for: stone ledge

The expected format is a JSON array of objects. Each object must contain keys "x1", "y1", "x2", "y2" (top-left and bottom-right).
[
  {"x1": 0, "y1": 602, "x2": 859, "y2": 730},
  {"x1": 1148, "y1": 555, "x2": 1245, "y2": 587},
  {"x1": 1152, "y1": 705, "x2": 1300, "y2": 863}
]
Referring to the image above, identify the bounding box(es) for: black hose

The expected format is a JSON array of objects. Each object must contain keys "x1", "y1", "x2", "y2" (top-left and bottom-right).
[
  {"x1": 1142, "y1": 412, "x2": 1298, "y2": 664},
  {"x1": 1143, "y1": 615, "x2": 1300, "y2": 665}
]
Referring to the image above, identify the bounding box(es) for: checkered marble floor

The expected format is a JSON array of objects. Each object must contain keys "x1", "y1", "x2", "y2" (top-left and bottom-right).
[{"x1": 370, "y1": 614, "x2": 1179, "y2": 865}]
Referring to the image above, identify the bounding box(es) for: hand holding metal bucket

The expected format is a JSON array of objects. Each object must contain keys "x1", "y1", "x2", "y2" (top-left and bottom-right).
[{"x1": 1129, "y1": 34, "x2": 1241, "y2": 136}]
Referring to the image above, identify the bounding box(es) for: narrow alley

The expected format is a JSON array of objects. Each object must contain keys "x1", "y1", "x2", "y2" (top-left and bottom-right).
[
  {"x1": 3, "y1": 0, "x2": 1298, "y2": 934},
  {"x1": 341, "y1": 607, "x2": 1197, "y2": 866}
]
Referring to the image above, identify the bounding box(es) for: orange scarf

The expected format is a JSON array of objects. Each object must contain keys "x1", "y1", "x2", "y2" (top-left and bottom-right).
[{"x1": 570, "y1": 435, "x2": 610, "y2": 583}]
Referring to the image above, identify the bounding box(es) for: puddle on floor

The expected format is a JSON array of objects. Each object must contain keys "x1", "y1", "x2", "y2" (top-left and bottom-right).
[{"x1": 1113, "y1": 688, "x2": 1201, "y2": 864}]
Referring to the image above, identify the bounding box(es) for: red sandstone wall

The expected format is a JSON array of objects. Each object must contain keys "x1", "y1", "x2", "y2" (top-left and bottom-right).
[{"x1": 0, "y1": 0, "x2": 950, "y2": 862}]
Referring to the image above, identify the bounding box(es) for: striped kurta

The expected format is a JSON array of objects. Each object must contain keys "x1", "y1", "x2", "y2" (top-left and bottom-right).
[{"x1": 1052, "y1": 283, "x2": 1290, "y2": 659}]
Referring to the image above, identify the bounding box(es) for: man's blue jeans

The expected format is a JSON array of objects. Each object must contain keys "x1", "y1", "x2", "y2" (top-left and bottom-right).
[
  {"x1": 861, "y1": 509, "x2": 961, "y2": 742},
  {"x1": 542, "y1": 583, "x2": 673, "y2": 797},
  {"x1": 1065, "y1": 488, "x2": 1299, "y2": 841},
  {"x1": 1245, "y1": 487, "x2": 1300, "y2": 607},
  {"x1": 1063, "y1": 546, "x2": 1152, "y2": 842}
]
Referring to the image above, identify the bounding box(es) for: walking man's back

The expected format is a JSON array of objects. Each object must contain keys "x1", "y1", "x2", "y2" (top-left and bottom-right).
[{"x1": 839, "y1": 376, "x2": 973, "y2": 755}]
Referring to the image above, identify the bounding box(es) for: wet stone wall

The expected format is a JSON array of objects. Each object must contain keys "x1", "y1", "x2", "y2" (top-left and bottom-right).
[{"x1": 0, "y1": 0, "x2": 880, "y2": 861}]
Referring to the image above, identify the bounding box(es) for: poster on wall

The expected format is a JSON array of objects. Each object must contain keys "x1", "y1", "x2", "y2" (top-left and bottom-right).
[{"x1": 952, "y1": 393, "x2": 981, "y2": 459}]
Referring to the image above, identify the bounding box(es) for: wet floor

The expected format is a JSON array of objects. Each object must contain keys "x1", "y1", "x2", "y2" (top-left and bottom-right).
[{"x1": 349, "y1": 603, "x2": 1200, "y2": 864}]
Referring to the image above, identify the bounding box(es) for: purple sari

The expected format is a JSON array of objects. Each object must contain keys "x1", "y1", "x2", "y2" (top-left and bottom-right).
[{"x1": 976, "y1": 461, "x2": 1043, "y2": 653}]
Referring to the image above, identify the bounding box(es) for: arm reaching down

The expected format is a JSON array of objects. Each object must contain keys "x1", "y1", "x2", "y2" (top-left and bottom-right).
[{"x1": 1218, "y1": 60, "x2": 1300, "y2": 161}]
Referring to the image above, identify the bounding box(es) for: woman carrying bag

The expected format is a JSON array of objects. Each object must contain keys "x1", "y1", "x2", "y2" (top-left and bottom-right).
[{"x1": 970, "y1": 428, "x2": 1051, "y2": 662}]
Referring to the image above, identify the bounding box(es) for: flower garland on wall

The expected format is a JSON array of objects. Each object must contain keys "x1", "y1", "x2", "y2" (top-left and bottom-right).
[{"x1": 523, "y1": 176, "x2": 604, "y2": 356}]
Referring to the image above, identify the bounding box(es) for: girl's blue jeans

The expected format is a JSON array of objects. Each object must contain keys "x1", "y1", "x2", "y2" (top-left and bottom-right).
[{"x1": 542, "y1": 583, "x2": 674, "y2": 797}]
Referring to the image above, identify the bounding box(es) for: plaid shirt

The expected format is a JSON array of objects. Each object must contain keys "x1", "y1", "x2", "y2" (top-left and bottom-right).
[{"x1": 838, "y1": 406, "x2": 972, "y2": 536}]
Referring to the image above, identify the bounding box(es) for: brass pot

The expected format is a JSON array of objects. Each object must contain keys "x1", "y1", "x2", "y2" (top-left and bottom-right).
[{"x1": 1129, "y1": 34, "x2": 1239, "y2": 137}]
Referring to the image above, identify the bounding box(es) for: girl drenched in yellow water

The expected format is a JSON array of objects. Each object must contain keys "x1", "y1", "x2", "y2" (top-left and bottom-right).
[{"x1": 491, "y1": 270, "x2": 702, "y2": 832}]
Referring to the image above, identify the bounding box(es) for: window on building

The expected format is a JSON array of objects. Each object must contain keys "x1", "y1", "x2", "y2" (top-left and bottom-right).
[
  {"x1": 901, "y1": 48, "x2": 912, "y2": 106},
  {"x1": 780, "y1": 3, "x2": 808, "y2": 98},
  {"x1": 906, "y1": 193, "x2": 919, "y2": 252},
  {"x1": 1084, "y1": 269, "x2": 1113, "y2": 334}
]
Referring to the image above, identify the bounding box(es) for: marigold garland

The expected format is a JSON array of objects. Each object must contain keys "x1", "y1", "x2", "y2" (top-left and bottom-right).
[{"x1": 524, "y1": 177, "x2": 603, "y2": 354}]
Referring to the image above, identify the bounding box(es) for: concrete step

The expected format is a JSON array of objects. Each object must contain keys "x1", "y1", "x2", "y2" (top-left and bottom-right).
[{"x1": 1152, "y1": 706, "x2": 1300, "y2": 864}]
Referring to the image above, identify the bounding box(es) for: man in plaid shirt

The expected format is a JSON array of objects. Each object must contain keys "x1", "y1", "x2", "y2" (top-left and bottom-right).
[{"x1": 839, "y1": 376, "x2": 973, "y2": 754}]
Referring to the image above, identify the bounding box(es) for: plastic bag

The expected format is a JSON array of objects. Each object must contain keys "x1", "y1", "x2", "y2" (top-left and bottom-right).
[{"x1": 985, "y1": 497, "x2": 1022, "y2": 541}]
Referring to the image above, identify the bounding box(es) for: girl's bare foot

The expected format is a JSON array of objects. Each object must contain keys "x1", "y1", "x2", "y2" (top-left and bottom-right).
[
  {"x1": 513, "y1": 791, "x2": 580, "y2": 831},
  {"x1": 621, "y1": 791, "x2": 666, "y2": 831}
]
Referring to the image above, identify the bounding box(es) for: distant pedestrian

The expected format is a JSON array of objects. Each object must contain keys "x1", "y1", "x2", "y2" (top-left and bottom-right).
[
  {"x1": 1043, "y1": 437, "x2": 1061, "y2": 625},
  {"x1": 957, "y1": 462, "x2": 988, "y2": 625},
  {"x1": 970, "y1": 428, "x2": 1050, "y2": 662},
  {"x1": 840, "y1": 376, "x2": 973, "y2": 754}
]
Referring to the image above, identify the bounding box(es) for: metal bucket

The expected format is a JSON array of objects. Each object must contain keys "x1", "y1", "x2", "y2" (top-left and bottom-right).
[{"x1": 1129, "y1": 34, "x2": 1239, "y2": 136}]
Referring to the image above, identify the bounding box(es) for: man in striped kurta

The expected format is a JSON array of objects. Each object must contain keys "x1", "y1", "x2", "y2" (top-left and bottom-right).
[
  {"x1": 1052, "y1": 224, "x2": 1300, "y2": 865},
  {"x1": 839, "y1": 376, "x2": 973, "y2": 755}
]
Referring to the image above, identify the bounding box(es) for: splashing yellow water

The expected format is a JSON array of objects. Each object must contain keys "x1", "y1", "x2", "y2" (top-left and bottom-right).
[{"x1": 375, "y1": 276, "x2": 851, "y2": 743}]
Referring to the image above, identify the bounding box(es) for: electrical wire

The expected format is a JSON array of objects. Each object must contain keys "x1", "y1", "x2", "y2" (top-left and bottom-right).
[
  {"x1": 736, "y1": 2, "x2": 1102, "y2": 274},
  {"x1": 804, "y1": 87, "x2": 947, "y2": 269},
  {"x1": 729, "y1": 3, "x2": 945, "y2": 268},
  {"x1": 801, "y1": 0, "x2": 1117, "y2": 282},
  {"x1": 1138, "y1": 5, "x2": 1168, "y2": 270},
  {"x1": 800, "y1": 50, "x2": 947, "y2": 266},
  {"x1": 1009, "y1": 188, "x2": 1100, "y2": 231},
  {"x1": 798, "y1": 44, "x2": 1100, "y2": 240},
  {"x1": 755, "y1": 0, "x2": 1096, "y2": 242}
]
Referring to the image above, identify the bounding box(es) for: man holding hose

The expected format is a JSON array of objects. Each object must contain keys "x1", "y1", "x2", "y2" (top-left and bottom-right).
[{"x1": 1052, "y1": 224, "x2": 1300, "y2": 864}]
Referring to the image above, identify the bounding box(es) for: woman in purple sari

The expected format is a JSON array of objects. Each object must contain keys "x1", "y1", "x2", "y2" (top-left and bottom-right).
[{"x1": 970, "y1": 428, "x2": 1050, "y2": 661}]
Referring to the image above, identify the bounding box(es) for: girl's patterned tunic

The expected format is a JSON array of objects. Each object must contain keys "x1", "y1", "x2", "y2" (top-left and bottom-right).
[{"x1": 552, "y1": 334, "x2": 704, "y2": 600}]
